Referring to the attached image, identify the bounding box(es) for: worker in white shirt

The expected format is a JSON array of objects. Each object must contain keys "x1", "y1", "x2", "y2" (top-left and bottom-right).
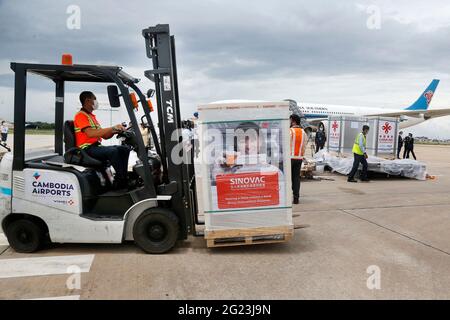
[
  {"x1": 290, "y1": 114, "x2": 307, "y2": 204},
  {"x1": 181, "y1": 121, "x2": 192, "y2": 149},
  {"x1": 192, "y1": 112, "x2": 200, "y2": 159},
  {"x1": 0, "y1": 121, "x2": 8, "y2": 145}
]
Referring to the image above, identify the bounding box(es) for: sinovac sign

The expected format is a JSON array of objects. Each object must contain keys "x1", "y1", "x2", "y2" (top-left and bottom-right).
[
  {"x1": 216, "y1": 171, "x2": 280, "y2": 209},
  {"x1": 24, "y1": 169, "x2": 81, "y2": 213}
]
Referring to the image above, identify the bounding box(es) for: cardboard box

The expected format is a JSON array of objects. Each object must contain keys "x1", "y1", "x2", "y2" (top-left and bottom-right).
[{"x1": 197, "y1": 101, "x2": 293, "y2": 233}]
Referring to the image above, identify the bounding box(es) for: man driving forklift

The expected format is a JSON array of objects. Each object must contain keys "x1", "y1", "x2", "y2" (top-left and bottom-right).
[{"x1": 74, "y1": 91, "x2": 130, "y2": 189}]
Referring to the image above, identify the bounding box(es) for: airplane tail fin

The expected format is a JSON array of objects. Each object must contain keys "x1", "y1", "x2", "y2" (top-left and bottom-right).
[{"x1": 405, "y1": 79, "x2": 439, "y2": 110}]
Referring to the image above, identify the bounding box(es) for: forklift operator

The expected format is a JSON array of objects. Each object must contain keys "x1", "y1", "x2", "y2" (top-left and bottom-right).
[{"x1": 74, "y1": 91, "x2": 130, "y2": 189}]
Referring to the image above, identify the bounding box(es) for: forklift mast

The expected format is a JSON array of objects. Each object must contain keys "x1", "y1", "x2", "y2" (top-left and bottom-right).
[{"x1": 142, "y1": 24, "x2": 198, "y2": 239}]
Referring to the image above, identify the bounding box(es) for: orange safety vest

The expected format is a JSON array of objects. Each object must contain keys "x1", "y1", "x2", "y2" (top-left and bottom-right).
[
  {"x1": 290, "y1": 127, "x2": 305, "y2": 159},
  {"x1": 73, "y1": 110, "x2": 102, "y2": 149}
]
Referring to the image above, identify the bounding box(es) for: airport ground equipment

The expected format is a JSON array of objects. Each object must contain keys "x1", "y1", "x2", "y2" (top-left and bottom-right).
[{"x1": 0, "y1": 24, "x2": 198, "y2": 254}]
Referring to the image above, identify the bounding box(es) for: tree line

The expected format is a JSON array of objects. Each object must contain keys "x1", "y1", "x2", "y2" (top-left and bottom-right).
[{"x1": 25, "y1": 122, "x2": 55, "y2": 130}]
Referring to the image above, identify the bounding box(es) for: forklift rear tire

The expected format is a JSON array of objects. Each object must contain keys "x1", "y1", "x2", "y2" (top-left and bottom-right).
[
  {"x1": 6, "y1": 219, "x2": 44, "y2": 253},
  {"x1": 133, "y1": 208, "x2": 179, "y2": 254}
]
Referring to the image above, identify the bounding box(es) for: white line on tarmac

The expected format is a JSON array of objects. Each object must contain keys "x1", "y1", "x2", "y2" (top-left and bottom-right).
[
  {"x1": 0, "y1": 254, "x2": 95, "y2": 279},
  {"x1": 0, "y1": 233, "x2": 7, "y2": 246},
  {"x1": 27, "y1": 295, "x2": 80, "y2": 300}
]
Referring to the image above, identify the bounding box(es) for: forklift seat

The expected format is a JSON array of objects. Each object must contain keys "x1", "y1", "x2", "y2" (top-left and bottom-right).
[{"x1": 63, "y1": 120, "x2": 104, "y2": 168}]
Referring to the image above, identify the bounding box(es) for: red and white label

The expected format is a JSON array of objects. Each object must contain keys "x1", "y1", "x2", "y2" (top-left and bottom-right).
[
  {"x1": 216, "y1": 172, "x2": 279, "y2": 209},
  {"x1": 329, "y1": 120, "x2": 340, "y2": 151},
  {"x1": 377, "y1": 121, "x2": 396, "y2": 152}
]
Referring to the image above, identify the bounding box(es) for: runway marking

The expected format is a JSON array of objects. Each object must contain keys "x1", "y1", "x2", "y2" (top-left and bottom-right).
[
  {"x1": 27, "y1": 295, "x2": 80, "y2": 300},
  {"x1": 0, "y1": 233, "x2": 7, "y2": 246},
  {"x1": 0, "y1": 254, "x2": 95, "y2": 279}
]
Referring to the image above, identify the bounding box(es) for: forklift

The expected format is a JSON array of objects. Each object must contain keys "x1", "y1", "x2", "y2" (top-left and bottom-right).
[{"x1": 0, "y1": 24, "x2": 200, "y2": 254}]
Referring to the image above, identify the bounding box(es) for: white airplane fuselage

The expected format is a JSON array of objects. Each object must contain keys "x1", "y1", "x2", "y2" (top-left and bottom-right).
[{"x1": 298, "y1": 103, "x2": 425, "y2": 129}]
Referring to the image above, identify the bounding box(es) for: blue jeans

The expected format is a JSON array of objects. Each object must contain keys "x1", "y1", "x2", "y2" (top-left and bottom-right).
[{"x1": 86, "y1": 144, "x2": 130, "y2": 179}]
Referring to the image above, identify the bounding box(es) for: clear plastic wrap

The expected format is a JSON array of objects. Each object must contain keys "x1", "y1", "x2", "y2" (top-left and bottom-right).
[
  {"x1": 197, "y1": 101, "x2": 293, "y2": 231},
  {"x1": 314, "y1": 150, "x2": 427, "y2": 180},
  {"x1": 379, "y1": 159, "x2": 427, "y2": 180}
]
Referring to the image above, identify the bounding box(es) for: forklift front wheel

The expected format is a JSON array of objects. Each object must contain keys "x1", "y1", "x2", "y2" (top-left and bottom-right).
[
  {"x1": 6, "y1": 219, "x2": 44, "y2": 253},
  {"x1": 133, "y1": 208, "x2": 179, "y2": 254}
]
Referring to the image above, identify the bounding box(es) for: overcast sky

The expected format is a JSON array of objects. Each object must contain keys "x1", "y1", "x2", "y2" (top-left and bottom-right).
[{"x1": 1, "y1": 0, "x2": 450, "y2": 138}]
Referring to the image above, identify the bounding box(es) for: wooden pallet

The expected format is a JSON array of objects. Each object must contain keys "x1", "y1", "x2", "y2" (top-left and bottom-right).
[
  {"x1": 204, "y1": 225, "x2": 294, "y2": 248},
  {"x1": 301, "y1": 163, "x2": 316, "y2": 178}
]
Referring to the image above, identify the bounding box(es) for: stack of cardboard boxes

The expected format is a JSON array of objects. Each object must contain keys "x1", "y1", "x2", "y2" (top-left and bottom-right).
[{"x1": 197, "y1": 101, "x2": 294, "y2": 247}]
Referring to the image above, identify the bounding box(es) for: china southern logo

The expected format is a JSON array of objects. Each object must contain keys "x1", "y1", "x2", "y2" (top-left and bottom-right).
[
  {"x1": 424, "y1": 90, "x2": 434, "y2": 106},
  {"x1": 33, "y1": 172, "x2": 40, "y2": 180}
]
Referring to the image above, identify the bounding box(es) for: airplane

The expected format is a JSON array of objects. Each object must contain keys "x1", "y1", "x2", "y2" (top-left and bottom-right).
[{"x1": 296, "y1": 79, "x2": 450, "y2": 129}]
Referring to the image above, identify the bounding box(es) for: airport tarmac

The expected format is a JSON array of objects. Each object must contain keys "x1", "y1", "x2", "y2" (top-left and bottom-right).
[{"x1": 0, "y1": 135, "x2": 449, "y2": 299}]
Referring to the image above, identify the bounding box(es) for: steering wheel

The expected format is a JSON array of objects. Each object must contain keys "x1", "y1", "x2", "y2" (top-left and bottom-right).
[{"x1": 117, "y1": 126, "x2": 139, "y2": 153}]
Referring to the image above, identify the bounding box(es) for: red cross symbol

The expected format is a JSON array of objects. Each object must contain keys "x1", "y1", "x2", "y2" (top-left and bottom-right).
[
  {"x1": 382, "y1": 122, "x2": 392, "y2": 134},
  {"x1": 332, "y1": 121, "x2": 339, "y2": 132}
]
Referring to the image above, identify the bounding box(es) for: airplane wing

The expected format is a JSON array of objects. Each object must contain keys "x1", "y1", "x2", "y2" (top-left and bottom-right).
[
  {"x1": 366, "y1": 108, "x2": 450, "y2": 119},
  {"x1": 422, "y1": 108, "x2": 450, "y2": 119}
]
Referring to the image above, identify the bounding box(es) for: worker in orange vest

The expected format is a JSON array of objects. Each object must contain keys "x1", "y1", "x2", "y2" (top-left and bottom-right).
[
  {"x1": 74, "y1": 91, "x2": 130, "y2": 189},
  {"x1": 290, "y1": 114, "x2": 307, "y2": 204}
]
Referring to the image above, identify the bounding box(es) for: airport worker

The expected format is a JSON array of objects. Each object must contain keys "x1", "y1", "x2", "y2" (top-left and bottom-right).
[
  {"x1": 315, "y1": 123, "x2": 326, "y2": 153},
  {"x1": 290, "y1": 114, "x2": 307, "y2": 204},
  {"x1": 74, "y1": 91, "x2": 130, "y2": 189},
  {"x1": 181, "y1": 120, "x2": 193, "y2": 154},
  {"x1": 403, "y1": 134, "x2": 411, "y2": 159},
  {"x1": 0, "y1": 121, "x2": 8, "y2": 145},
  {"x1": 192, "y1": 112, "x2": 200, "y2": 159},
  {"x1": 397, "y1": 131, "x2": 403, "y2": 159},
  {"x1": 405, "y1": 133, "x2": 417, "y2": 160},
  {"x1": 347, "y1": 125, "x2": 370, "y2": 183}
]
